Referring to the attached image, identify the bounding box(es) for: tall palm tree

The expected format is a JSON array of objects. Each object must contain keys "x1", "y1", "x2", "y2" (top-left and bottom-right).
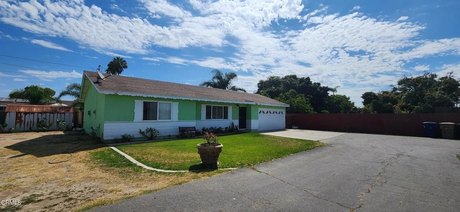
[
  {"x1": 57, "y1": 83, "x2": 81, "y2": 101},
  {"x1": 200, "y1": 69, "x2": 246, "y2": 92},
  {"x1": 106, "y1": 56, "x2": 128, "y2": 75}
]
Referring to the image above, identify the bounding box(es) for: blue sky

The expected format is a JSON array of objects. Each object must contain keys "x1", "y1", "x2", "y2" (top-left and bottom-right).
[{"x1": 0, "y1": 0, "x2": 459, "y2": 106}]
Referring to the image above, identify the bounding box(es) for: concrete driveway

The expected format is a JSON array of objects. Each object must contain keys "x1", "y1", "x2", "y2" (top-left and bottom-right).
[{"x1": 94, "y1": 130, "x2": 460, "y2": 212}]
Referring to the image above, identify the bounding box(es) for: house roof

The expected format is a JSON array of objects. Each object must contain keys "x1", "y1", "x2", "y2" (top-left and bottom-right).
[
  {"x1": 83, "y1": 71, "x2": 288, "y2": 107},
  {"x1": 0, "y1": 98, "x2": 29, "y2": 106}
]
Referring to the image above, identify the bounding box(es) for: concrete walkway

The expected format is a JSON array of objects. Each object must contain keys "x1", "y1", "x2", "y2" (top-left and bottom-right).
[
  {"x1": 93, "y1": 131, "x2": 460, "y2": 212},
  {"x1": 262, "y1": 129, "x2": 345, "y2": 141}
]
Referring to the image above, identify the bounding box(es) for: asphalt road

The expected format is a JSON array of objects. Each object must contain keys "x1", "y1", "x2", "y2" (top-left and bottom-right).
[{"x1": 93, "y1": 131, "x2": 460, "y2": 212}]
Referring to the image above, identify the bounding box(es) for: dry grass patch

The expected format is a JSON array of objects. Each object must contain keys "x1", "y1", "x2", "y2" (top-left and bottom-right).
[{"x1": 0, "y1": 132, "x2": 219, "y2": 212}]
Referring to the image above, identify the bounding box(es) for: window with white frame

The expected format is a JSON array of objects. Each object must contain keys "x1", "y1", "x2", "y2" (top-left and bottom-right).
[
  {"x1": 205, "y1": 105, "x2": 228, "y2": 120},
  {"x1": 143, "y1": 101, "x2": 172, "y2": 120}
]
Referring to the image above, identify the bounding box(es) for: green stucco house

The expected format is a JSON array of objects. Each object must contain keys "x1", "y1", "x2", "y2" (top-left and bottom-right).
[{"x1": 80, "y1": 71, "x2": 289, "y2": 140}]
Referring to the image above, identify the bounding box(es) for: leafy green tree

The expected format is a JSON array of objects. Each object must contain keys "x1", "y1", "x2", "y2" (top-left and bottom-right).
[
  {"x1": 361, "y1": 92, "x2": 378, "y2": 106},
  {"x1": 361, "y1": 72, "x2": 460, "y2": 113},
  {"x1": 57, "y1": 83, "x2": 81, "y2": 101},
  {"x1": 9, "y1": 85, "x2": 55, "y2": 104},
  {"x1": 200, "y1": 69, "x2": 246, "y2": 92},
  {"x1": 106, "y1": 56, "x2": 128, "y2": 75},
  {"x1": 439, "y1": 73, "x2": 460, "y2": 103},
  {"x1": 371, "y1": 91, "x2": 398, "y2": 113},
  {"x1": 257, "y1": 75, "x2": 333, "y2": 113},
  {"x1": 395, "y1": 73, "x2": 459, "y2": 113},
  {"x1": 327, "y1": 95, "x2": 355, "y2": 113},
  {"x1": 276, "y1": 89, "x2": 314, "y2": 113},
  {"x1": 361, "y1": 91, "x2": 397, "y2": 113}
]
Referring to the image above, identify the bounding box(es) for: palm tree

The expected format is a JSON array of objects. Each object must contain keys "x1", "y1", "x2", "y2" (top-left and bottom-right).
[
  {"x1": 57, "y1": 83, "x2": 81, "y2": 101},
  {"x1": 106, "y1": 56, "x2": 128, "y2": 75},
  {"x1": 200, "y1": 69, "x2": 246, "y2": 92}
]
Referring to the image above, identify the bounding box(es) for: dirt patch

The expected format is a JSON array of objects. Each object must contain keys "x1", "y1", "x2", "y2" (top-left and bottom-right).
[{"x1": 0, "y1": 132, "x2": 217, "y2": 211}]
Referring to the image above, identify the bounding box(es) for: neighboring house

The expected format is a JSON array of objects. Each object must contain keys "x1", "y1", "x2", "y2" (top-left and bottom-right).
[
  {"x1": 0, "y1": 97, "x2": 29, "y2": 108},
  {"x1": 0, "y1": 97, "x2": 74, "y2": 107},
  {"x1": 80, "y1": 71, "x2": 289, "y2": 140}
]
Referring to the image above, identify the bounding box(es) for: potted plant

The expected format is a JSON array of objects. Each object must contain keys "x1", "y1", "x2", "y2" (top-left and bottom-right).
[{"x1": 197, "y1": 131, "x2": 223, "y2": 169}]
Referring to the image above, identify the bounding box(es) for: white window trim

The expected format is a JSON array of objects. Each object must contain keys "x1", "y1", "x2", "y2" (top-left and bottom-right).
[
  {"x1": 139, "y1": 100, "x2": 174, "y2": 122},
  {"x1": 205, "y1": 104, "x2": 230, "y2": 120}
]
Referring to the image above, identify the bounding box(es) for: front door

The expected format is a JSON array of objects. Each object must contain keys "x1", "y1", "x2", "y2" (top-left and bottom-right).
[{"x1": 239, "y1": 107, "x2": 247, "y2": 129}]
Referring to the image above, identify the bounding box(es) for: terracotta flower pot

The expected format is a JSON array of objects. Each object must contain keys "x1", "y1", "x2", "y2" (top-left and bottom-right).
[{"x1": 197, "y1": 143, "x2": 223, "y2": 169}]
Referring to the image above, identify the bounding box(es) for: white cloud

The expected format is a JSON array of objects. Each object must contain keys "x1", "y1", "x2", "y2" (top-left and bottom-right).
[
  {"x1": 189, "y1": 57, "x2": 239, "y2": 70},
  {"x1": 30, "y1": 39, "x2": 73, "y2": 52},
  {"x1": 1, "y1": 1, "x2": 460, "y2": 104},
  {"x1": 0, "y1": 30, "x2": 17, "y2": 40},
  {"x1": 414, "y1": 65, "x2": 430, "y2": 72},
  {"x1": 103, "y1": 51, "x2": 132, "y2": 59},
  {"x1": 0, "y1": 72, "x2": 23, "y2": 78},
  {"x1": 0, "y1": 1, "x2": 161, "y2": 53},
  {"x1": 164, "y1": 57, "x2": 187, "y2": 65},
  {"x1": 189, "y1": 0, "x2": 303, "y2": 28},
  {"x1": 20, "y1": 70, "x2": 81, "y2": 81},
  {"x1": 13, "y1": 78, "x2": 27, "y2": 82},
  {"x1": 399, "y1": 38, "x2": 460, "y2": 60},
  {"x1": 141, "y1": 57, "x2": 161, "y2": 62},
  {"x1": 435, "y1": 64, "x2": 460, "y2": 78},
  {"x1": 0, "y1": 0, "x2": 303, "y2": 53},
  {"x1": 222, "y1": 12, "x2": 459, "y2": 103},
  {"x1": 0, "y1": 0, "x2": 240, "y2": 53},
  {"x1": 148, "y1": 55, "x2": 240, "y2": 71},
  {"x1": 397, "y1": 16, "x2": 409, "y2": 21},
  {"x1": 140, "y1": 0, "x2": 191, "y2": 18},
  {"x1": 351, "y1": 6, "x2": 361, "y2": 12},
  {"x1": 110, "y1": 3, "x2": 126, "y2": 13}
]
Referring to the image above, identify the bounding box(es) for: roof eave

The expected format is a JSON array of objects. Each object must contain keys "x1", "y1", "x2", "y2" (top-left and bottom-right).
[
  {"x1": 84, "y1": 71, "x2": 289, "y2": 108},
  {"x1": 102, "y1": 90, "x2": 289, "y2": 107}
]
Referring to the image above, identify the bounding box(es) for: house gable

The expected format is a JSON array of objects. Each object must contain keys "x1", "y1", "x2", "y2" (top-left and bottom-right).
[{"x1": 82, "y1": 77, "x2": 105, "y2": 138}]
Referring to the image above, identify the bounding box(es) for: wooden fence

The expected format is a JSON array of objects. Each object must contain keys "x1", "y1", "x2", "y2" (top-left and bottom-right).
[
  {"x1": 286, "y1": 113, "x2": 460, "y2": 137},
  {"x1": 2, "y1": 112, "x2": 74, "y2": 131},
  {"x1": 0, "y1": 104, "x2": 76, "y2": 132}
]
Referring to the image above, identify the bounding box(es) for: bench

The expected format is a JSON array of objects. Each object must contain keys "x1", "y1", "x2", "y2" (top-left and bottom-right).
[{"x1": 179, "y1": 127, "x2": 196, "y2": 138}]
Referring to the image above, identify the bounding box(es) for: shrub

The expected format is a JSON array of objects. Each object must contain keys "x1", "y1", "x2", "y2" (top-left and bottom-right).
[
  {"x1": 120, "y1": 134, "x2": 134, "y2": 142},
  {"x1": 56, "y1": 119, "x2": 66, "y2": 131},
  {"x1": 228, "y1": 122, "x2": 239, "y2": 132},
  {"x1": 37, "y1": 118, "x2": 50, "y2": 131},
  {"x1": 0, "y1": 123, "x2": 7, "y2": 132},
  {"x1": 139, "y1": 127, "x2": 159, "y2": 140},
  {"x1": 202, "y1": 131, "x2": 219, "y2": 145}
]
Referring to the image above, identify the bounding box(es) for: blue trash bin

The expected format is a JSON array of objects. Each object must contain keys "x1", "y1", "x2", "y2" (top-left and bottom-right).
[{"x1": 422, "y1": 122, "x2": 440, "y2": 138}]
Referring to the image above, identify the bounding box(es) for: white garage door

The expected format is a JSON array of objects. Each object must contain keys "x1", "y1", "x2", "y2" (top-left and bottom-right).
[{"x1": 258, "y1": 108, "x2": 286, "y2": 131}]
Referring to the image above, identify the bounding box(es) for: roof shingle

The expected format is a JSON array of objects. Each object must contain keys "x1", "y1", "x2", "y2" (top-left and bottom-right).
[{"x1": 84, "y1": 71, "x2": 288, "y2": 107}]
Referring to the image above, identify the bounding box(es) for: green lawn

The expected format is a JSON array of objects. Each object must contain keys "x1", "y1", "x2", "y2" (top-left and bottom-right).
[{"x1": 115, "y1": 133, "x2": 323, "y2": 170}]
